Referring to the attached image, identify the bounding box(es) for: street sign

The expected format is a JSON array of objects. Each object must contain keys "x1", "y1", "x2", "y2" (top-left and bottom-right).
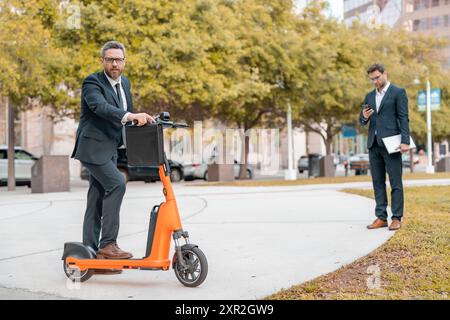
[
  {"x1": 342, "y1": 125, "x2": 357, "y2": 138},
  {"x1": 418, "y1": 89, "x2": 441, "y2": 111}
]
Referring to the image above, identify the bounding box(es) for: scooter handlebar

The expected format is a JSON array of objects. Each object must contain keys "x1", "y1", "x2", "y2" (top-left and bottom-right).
[
  {"x1": 129, "y1": 119, "x2": 188, "y2": 128},
  {"x1": 156, "y1": 119, "x2": 189, "y2": 129}
]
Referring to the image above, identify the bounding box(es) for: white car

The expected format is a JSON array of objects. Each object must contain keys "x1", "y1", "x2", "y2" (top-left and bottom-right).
[
  {"x1": 183, "y1": 159, "x2": 254, "y2": 181},
  {"x1": 0, "y1": 145, "x2": 38, "y2": 187}
]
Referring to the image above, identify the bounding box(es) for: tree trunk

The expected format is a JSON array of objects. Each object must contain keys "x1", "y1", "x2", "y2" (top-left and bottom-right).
[
  {"x1": 238, "y1": 133, "x2": 250, "y2": 180},
  {"x1": 325, "y1": 139, "x2": 332, "y2": 156},
  {"x1": 305, "y1": 128, "x2": 310, "y2": 155},
  {"x1": 325, "y1": 127, "x2": 333, "y2": 156},
  {"x1": 7, "y1": 97, "x2": 16, "y2": 191}
]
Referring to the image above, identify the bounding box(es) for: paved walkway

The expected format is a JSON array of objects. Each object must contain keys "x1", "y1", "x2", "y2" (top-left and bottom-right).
[{"x1": 0, "y1": 179, "x2": 448, "y2": 299}]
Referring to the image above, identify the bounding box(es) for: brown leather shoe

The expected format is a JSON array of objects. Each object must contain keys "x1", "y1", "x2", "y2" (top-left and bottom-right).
[
  {"x1": 389, "y1": 219, "x2": 402, "y2": 231},
  {"x1": 114, "y1": 243, "x2": 133, "y2": 259},
  {"x1": 94, "y1": 253, "x2": 124, "y2": 274},
  {"x1": 367, "y1": 218, "x2": 388, "y2": 229},
  {"x1": 97, "y1": 243, "x2": 133, "y2": 259}
]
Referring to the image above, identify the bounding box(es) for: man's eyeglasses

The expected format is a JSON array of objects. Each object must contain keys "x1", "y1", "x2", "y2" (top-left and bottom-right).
[
  {"x1": 369, "y1": 75, "x2": 382, "y2": 82},
  {"x1": 103, "y1": 57, "x2": 125, "y2": 64}
]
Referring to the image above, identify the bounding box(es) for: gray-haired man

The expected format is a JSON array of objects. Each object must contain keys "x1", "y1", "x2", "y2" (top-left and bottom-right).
[{"x1": 72, "y1": 41, "x2": 154, "y2": 267}]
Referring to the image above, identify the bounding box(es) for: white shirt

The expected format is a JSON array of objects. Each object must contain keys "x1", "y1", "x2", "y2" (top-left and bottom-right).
[
  {"x1": 104, "y1": 71, "x2": 130, "y2": 124},
  {"x1": 375, "y1": 81, "x2": 390, "y2": 112},
  {"x1": 374, "y1": 81, "x2": 390, "y2": 136}
]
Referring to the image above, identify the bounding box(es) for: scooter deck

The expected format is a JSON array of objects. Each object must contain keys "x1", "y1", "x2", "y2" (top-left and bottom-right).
[{"x1": 66, "y1": 257, "x2": 171, "y2": 271}]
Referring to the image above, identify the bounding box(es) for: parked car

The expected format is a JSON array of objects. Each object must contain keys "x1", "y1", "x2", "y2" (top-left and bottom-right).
[
  {"x1": 349, "y1": 153, "x2": 370, "y2": 175},
  {"x1": 0, "y1": 145, "x2": 39, "y2": 187},
  {"x1": 402, "y1": 153, "x2": 420, "y2": 168},
  {"x1": 183, "y1": 159, "x2": 254, "y2": 181},
  {"x1": 80, "y1": 148, "x2": 184, "y2": 183},
  {"x1": 297, "y1": 153, "x2": 338, "y2": 174},
  {"x1": 297, "y1": 155, "x2": 309, "y2": 173}
]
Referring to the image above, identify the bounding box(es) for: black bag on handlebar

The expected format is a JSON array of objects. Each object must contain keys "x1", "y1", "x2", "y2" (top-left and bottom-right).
[{"x1": 125, "y1": 124, "x2": 164, "y2": 167}]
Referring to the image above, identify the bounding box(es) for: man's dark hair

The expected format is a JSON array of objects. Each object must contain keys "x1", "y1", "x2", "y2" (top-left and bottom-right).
[
  {"x1": 101, "y1": 41, "x2": 126, "y2": 58},
  {"x1": 367, "y1": 63, "x2": 385, "y2": 74}
]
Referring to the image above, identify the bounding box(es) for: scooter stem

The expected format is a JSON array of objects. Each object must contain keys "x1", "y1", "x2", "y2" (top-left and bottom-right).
[
  {"x1": 159, "y1": 165, "x2": 175, "y2": 201},
  {"x1": 158, "y1": 165, "x2": 183, "y2": 231}
]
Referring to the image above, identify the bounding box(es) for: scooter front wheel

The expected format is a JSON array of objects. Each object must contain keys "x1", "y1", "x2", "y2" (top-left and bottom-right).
[{"x1": 173, "y1": 246, "x2": 208, "y2": 287}]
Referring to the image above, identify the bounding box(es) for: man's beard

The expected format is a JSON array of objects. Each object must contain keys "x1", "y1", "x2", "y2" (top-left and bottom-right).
[
  {"x1": 378, "y1": 80, "x2": 387, "y2": 91},
  {"x1": 106, "y1": 68, "x2": 122, "y2": 80}
]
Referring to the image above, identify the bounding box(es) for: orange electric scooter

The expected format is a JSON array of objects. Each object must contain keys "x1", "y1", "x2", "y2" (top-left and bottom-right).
[{"x1": 62, "y1": 112, "x2": 208, "y2": 287}]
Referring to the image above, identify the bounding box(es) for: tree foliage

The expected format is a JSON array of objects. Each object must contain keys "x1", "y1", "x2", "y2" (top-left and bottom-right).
[
  {"x1": 0, "y1": 0, "x2": 67, "y2": 109},
  {"x1": 1, "y1": 0, "x2": 449, "y2": 149}
]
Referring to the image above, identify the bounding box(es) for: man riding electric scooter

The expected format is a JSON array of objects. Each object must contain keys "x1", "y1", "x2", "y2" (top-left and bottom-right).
[
  {"x1": 64, "y1": 112, "x2": 208, "y2": 287},
  {"x1": 71, "y1": 41, "x2": 154, "y2": 270}
]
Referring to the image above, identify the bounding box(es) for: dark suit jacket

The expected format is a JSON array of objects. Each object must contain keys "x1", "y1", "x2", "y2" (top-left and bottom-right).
[
  {"x1": 71, "y1": 71, "x2": 134, "y2": 165},
  {"x1": 359, "y1": 83, "x2": 410, "y2": 149}
]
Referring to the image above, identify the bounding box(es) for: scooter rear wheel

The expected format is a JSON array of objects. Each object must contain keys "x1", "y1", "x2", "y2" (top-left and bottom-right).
[
  {"x1": 173, "y1": 246, "x2": 208, "y2": 287},
  {"x1": 63, "y1": 253, "x2": 94, "y2": 283}
]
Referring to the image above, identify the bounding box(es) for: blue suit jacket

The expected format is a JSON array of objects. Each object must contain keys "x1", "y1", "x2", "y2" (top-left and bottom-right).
[
  {"x1": 71, "y1": 71, "x2": 133, "y2": 165},
  {"x1": 359, "y1": 84, "x2": 410, "y2": 149}
]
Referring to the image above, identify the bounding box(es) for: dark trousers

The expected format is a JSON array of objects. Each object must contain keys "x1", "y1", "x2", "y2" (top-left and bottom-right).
[
  {"x1": 81, "y1": 155, "x2": 126, "y2": 251},
  {"x1": 368, "y1": 138, "x2": 404, "y2": 221}
]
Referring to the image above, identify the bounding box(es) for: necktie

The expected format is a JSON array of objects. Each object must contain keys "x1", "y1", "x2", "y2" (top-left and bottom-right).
[
  {"x1": 115, "y1": 83, "x2": 123, "y2": 109},
  {"x1": 115, "y1": 82, "x2": 127, "y2": 148}
]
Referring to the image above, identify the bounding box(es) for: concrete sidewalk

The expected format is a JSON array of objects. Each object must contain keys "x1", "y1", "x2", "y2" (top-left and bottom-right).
[{"x1": 0, "y1": 179, "x2": 448, "y2": 300}]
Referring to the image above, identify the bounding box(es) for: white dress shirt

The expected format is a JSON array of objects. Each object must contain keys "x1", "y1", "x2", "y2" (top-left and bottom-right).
[
  {"x1": 375, "y1": 81, "x2": 390, "y2": 112},
  {"x1": 375, "y1": 82, "x2": 390, "y2": 136}
]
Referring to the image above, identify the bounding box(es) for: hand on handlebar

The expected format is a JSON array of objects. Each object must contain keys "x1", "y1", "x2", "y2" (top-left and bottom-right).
[{"x1": 128, "y1": 113, "x2": 156, "y2": 126}]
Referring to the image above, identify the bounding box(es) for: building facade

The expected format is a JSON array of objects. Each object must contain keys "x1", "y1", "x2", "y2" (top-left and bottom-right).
[
  {"x1": 344, "y1": 0, "x2": 450, "y2": 68},
  {"x1": 0, "y1": 99, "x2": 82, "y2": 180},
  {"x1": 401, "y1": 0, "x2": 450, "y2": 68}
]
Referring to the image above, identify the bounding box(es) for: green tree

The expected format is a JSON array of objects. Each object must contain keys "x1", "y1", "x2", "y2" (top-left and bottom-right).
[
  {"x1": 213, "y1": 0, "x2": 303, "y2": 178},
  {"x1": 292, "y1": 2, "x2": 368, "y2": 156},
  {"x1": 357, "y1": 23, "x2": 450, "y2": 148},
  {"x1": 0, "y1": 0, "x2": 67, "y2": 190},
  {"x1": 52, "y1": 0, "x2": 243, "y2": 120},
  {"x1": 292, "y1": 0, "x2": 450, "y2": 161}
]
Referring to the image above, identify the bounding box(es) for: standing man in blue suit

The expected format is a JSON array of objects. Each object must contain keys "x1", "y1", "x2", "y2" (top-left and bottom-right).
[
  {"x1": 72, "y1": 41, "x2": 154, "y2": 265},
  {"x1": 360, "y1": 63, "x2": 410, "y2": 231}
]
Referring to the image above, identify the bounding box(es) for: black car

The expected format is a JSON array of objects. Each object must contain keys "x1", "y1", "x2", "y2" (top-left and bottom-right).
[{"x1": 80, "y1": 148, "x2": 184, "y2": 183}]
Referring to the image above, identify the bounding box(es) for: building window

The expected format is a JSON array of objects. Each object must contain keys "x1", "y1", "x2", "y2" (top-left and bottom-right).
[
  {"x1": 444, "y1": 15, "x2": 449, "y2": 27},
  {"x1": 414, "y1": 0, "x2": 430, "y2": 10},
  {"x1": 431, "y1": 16, "x2": 441, "y2": 27},
  {"x1": 432, "y1": 0, "x2": 440, "y2": 7},
  {"x1": 413, "y1": 19, "x2": 424, "y2": 30}
]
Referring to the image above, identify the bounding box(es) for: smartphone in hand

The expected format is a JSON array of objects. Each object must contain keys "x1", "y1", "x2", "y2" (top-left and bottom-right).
[{"x1": 361, "y1": 104, "x2": 374, "y2": 119}]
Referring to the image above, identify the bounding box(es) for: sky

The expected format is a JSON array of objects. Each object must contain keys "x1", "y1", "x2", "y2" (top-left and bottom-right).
[{"x1": 295, "y1": 0, "x2": 344, "y2": 20}]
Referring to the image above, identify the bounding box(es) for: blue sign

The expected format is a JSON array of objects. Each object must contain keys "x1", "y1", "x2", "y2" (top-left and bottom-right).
[
  {"x1": 342, "y1": 125, "x2": 357, "y2": 138},
  {"x1": 418, "y1": 89, "x2": 441, "y2": 111}
]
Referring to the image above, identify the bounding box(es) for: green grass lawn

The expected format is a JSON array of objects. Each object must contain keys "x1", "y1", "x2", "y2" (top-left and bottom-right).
[
  {"x1": 266, "y1": 185, "x2": 450, "y2": 300},
  {"x1": 194, "y1": 172, "x2": 450, "y2": 187}
]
